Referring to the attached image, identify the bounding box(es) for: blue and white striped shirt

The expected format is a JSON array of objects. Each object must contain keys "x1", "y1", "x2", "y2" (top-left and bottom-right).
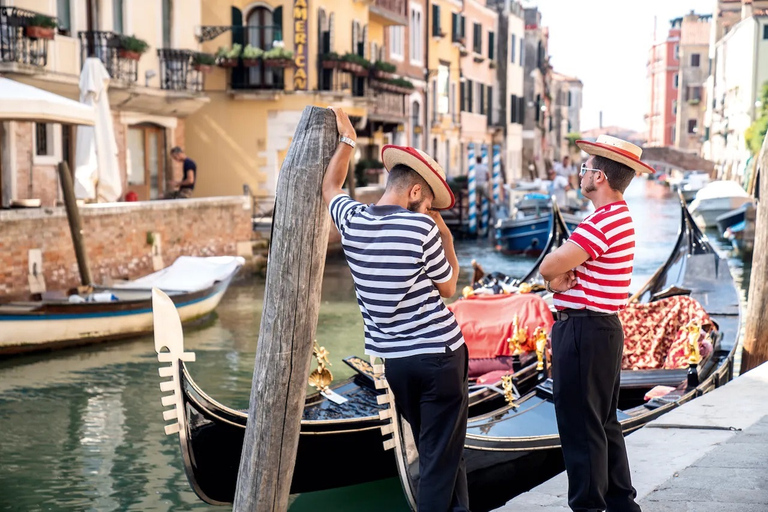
[{"x1": 329, "y1": 194, "x2": 465, "y2": 359}]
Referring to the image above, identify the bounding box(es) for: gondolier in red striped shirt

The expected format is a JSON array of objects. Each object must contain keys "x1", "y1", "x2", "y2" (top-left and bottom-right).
[{"x1": 540, "y1": 135, "x2": 656, "y2": 512}]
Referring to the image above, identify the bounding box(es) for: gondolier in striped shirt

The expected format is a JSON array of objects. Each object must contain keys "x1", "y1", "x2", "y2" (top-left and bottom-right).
[
  {"x1": 322, "y1": 108, "x2": 469, "y2": 512},
  {"x1": 540, "y1": 135, "x2": 656, "y2": 512}
]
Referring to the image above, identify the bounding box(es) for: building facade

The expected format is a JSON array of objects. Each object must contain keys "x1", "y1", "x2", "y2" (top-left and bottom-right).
[
  {"x1": 674, "y1": 12, "x2": 711, "y2": 153},
  {"x1": 0, "y1": 0, "x2": 208, "y2": 206},
  {"x1": 646, "y1": 17, "x2": 681, "y2": 147},
  {"x1": 521, "y1": 6, "x2": 550, "y2": 179}
]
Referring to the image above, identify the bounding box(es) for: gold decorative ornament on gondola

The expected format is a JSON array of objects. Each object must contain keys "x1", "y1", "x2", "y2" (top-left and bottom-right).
[
  {"x1": 308, "y1": 341, "x2": 334, "y2": 391},
  {"x1": 507, "y1": 314, "x2": 528, "y2": 355},
  {"x1": 533, "y1": 326, "x2": 548, "y2": 371}
]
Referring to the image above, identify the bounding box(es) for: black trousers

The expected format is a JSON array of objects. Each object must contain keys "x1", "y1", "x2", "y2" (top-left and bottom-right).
[
  {"x1": 551, "y1": 313, "x2": 641, "y2": 512},
  {"x1": 385, "y1": 344, "x2": 470, "y2": 512}
]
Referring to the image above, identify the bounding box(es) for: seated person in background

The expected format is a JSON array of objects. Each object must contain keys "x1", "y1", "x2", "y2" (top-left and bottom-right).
[{"x1": 165, "y1": 146, "x2": 196, "y2": 199}]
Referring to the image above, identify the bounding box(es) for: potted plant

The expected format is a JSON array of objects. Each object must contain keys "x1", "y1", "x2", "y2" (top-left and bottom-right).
[
  {"x1": 489, "y1": 60, "x2": 497, "y2": 69},
  {"x1": 118, "y1": 34, "x2": 149, "y2": 61},
  {"x1": 25, "y1": 14, "x2": 57, "y2": 40},
  {"x1": 340, "y1": 53, "x2": 371, "y2": 76},
  {"x1": 263, "y1": 46, "x2": 294, "y2": 68},
  {"x1": 216, "y1": 44, "x2": 242, "y2": 67},
  {"x1": 242, "y1": 44, "x2": 264, "y2": 67},
  {"x1": 372, "y1": 60, "x2": 396, "y2": 80},
  {"x1": 321, "y1": 52, "x2": 341, "y2": 70},
  {"x1": 389, "y1": 77, "x2": 414, "y2": 94},
  {"x1": 192, "y1": 52, "x2": 216, "y2": 73}
]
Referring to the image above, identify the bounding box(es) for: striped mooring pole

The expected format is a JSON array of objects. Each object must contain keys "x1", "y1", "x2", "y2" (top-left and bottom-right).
[
  {"x1": 467, "y1": 143, "x2": 477, "y2": 236},
  {"x1": 479, "y1": 145, "x2": 490, "y2": 237}
]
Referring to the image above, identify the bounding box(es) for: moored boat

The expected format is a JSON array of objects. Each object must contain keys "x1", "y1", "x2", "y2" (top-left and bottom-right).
[
  {"x1": 0, "y1": 256, "x2": 243, "y2": 356},
  {"x1": 689, "y1": 180, "x2": 752, "y2": 228}
]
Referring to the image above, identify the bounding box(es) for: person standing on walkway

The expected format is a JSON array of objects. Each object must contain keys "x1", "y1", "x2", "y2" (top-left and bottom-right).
[
  {"x1": 539, "y1": 135, "x2": 655, "y2": 512},
  {"x1": 167, "y1": 146, "x2": 196, "y2": 199},
  {"x1": 322, "y1": 107, "x2": 469, "y2": 512}
]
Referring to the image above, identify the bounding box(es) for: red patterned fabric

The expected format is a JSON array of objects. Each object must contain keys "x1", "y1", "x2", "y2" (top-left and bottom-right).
[
  {"x1": 619, "y1": 295, "x2": 714, "y2": 370},
  {"x1": 448, "y1": 293, "x2": 554, "y2": 359}
]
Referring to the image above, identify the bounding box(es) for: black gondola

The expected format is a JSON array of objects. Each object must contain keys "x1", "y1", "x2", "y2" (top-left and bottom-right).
[
  {"x1": 383, "y1": 197, "x2": 741, "y2": 512},
  {"x1": 150, "y1": 203, "x2": 573, "y2": 504}
]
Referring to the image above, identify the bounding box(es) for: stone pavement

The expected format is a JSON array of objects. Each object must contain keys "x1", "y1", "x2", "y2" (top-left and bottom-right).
[{"x1": 494, "y1": 362, "x2": 768, "y2": 511}]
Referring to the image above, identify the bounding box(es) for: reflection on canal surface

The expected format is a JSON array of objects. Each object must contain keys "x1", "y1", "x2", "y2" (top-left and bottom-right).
[{"x1": 0, "y1": 179, "x2": 750, "y2": 511}]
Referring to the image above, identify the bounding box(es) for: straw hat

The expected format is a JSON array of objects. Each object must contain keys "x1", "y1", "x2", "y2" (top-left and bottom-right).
[
  {"x1": 575, "y1": 135, "x2": 655, "y2": 174},
  {"x1": 381, "y1": 145, "x2": 455, "y2": 209}
]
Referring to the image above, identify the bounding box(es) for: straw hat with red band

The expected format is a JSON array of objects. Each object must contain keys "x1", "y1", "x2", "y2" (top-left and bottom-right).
[
  {"x1": 380, "y1": 145, "x2": 456, "y2": 210},
  {"x1": 575, "y1": 135, "x2": 656, "y2": 175}
]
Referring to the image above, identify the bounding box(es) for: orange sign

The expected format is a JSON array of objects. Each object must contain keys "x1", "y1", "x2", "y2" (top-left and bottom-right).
[{"x1": 293, "y1": 0, "x2": 308, "y2": 90}]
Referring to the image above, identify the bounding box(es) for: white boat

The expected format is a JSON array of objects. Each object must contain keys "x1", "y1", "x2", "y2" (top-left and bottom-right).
[
  {"x1": 688, "y1": 180, "x2": 752, "y2": 228},
  {"x1": 0, "y1": 256, "x2": 244, "y2": 355}
]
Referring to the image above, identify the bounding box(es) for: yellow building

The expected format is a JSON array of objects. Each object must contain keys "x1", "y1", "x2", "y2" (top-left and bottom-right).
[
  {"x1": 1, "y1": 0, "x2": 208, "y2": 205},
  {"x1": 425, "y1": 0, "x2": 461, "y2": 177},
  {"x1": 189, "y1": 0, "x2": 410, "y2": 200}
]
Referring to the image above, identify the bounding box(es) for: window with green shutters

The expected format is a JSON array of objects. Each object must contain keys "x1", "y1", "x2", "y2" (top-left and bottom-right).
[
  {"x1": 432, "y1": 5, "x2": 441, "y2": 37},
  {"x1": 473, "y1": 22, "x2": 481, "y2": 53},
  {"x1": 488, "y1": 31, "x2": 495, "y2": 60}
]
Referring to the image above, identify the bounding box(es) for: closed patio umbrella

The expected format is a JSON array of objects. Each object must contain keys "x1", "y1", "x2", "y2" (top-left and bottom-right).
[{"x1": 74, "y1": 58, "x2": 122, "y2": 202}]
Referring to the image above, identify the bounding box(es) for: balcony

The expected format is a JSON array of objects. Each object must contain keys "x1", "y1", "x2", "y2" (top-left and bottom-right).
[
  {"x1": 368, "y1": 88, "x2": 407, "y2": 123},
  {"x1": 0, "y1": 7, "x2": 54, "y2": 67},
  {"x1": 369, "y1": 0, "x2": 407, "y2": 26},
  {"x1": 78, "y1": 30, "x2": 138, "y2": 83},
  {"x1": 157, "y1": 49, "x2": 204, "y2": 92}
]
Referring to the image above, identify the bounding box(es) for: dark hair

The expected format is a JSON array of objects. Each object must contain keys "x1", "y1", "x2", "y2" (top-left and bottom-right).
[
  {"x1": 170, "y1": 146, "x2": 183, "y2": 155},
  {"x1": 592, "y1": 155, "x2": 635, "y2": 193},
  {"x1": 387, "y1": 164, "x2": 434, "y2": 198}
]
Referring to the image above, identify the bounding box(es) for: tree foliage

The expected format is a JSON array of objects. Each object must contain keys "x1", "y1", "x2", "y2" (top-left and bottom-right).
[{"x1": 746, "y1": 82, "x2": 768, "y2": 155}]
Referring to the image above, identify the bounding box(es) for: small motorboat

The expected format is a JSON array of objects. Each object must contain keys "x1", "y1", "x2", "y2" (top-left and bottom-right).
[{"x1": 689, "y1": 180, "x2": 752, "y2": 229}]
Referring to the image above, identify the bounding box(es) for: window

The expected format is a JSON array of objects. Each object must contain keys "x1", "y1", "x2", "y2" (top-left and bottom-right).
[
  {"x1": 673, "y1": 74, "x2": 679, "y2": 88},
  {"x1": 691, "y1": 53, "x2": 700, "y2": 67},
  {"x1": 511, "y1": 94, "x2": 517, "y2": 123},
  {"x1": 674, "y1": 44, "x2": 679, "y2": 60},
  {"x1": 35, "y1": 124, "x2": 52, "y2": 157},
  {"x1": 520, "y1": 43, "x2": 524, "y2": 66},
  {"x1": 672, "y1": 100, "x2": 678, "y2": 115},
  {"x1": 162, "y1": 0, "x2": 172, "y2": 48},
  {"x1": 113, "y1": 0, "x2": 124, "y2": 34},
  {"x1": 390, "y1": 26, "x2": 404, "y2": 60},
  {"x1": 488, "y1": 31, "x2": 495, "y2": 60},
  {"x1": 437, "y1": 64, "x2": 449, "y2": 114},
  {"x1": 33, "y1": 123, "x2": 62, "y2": 165},
  {"x1": 473, "y1": 22, "x2": 482, "y2": 54},
  {"x1": 764, "y1": 25, "x2": 768, "y2": 40},
  {"x1": 487, "y1": 85, "x2": 493, "y2": 122},
  {"x1": 57, "y1": 0, "x2": 72, "y2": 35},
  {"x1": 466, "y1": 79, "x2": 473, "y2": 113},
  {"x1": 450, "y1": 82, "x2": 456, "y2": 119},
  {"x1": 510, "y1": 34, "x2": 516, "y2": 63},
  {"x1": 479, "y1": 84, "x2": 486, "y2": 115},
  {"x1": 410, "y1": 6, "x2": 423, "y2": 65},
  {"x1": 451, "y1": 12, "x2": 461, "y2": 42},
  {"x1": 688, "y1": 119, "x2": 698, "y2": 134},
  {"x1": 687, "y1": 86, "x2": 702, "y2": 102},
  {"x1": 432, "y1": 4, "x2": 441, "y2": 37},
  {"x1": 411, "y1": 101, "x2": 421, "y2": 149}
]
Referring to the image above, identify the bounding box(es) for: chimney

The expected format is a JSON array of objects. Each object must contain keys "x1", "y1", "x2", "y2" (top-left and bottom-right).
[{"x1": 599, "y1": 111, "x2": 603, "y2": 129}]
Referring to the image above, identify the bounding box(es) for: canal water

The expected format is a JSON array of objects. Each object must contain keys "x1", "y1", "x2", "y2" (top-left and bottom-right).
[{"x1": 0, "y1": 179, "x2": 750, "y2": 512}]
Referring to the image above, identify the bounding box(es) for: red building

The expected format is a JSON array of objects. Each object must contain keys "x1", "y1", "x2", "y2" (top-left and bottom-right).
[{"x1": 646, "y1": 18, "x2": 681, "y2": 147}]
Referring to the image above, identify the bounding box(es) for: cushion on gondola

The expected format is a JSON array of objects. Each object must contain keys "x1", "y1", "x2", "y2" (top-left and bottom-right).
[
  {"x1": 448, "y1": 293, "x2": 553, "y2": 360},
  {"x1": 619, "y1": 295, "x2": 714, "y2": 370}
]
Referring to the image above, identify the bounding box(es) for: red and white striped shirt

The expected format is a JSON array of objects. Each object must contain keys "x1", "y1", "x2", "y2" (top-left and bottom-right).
[{"x1": 554, "y1": 201, "x2": 635, "y2": 313}]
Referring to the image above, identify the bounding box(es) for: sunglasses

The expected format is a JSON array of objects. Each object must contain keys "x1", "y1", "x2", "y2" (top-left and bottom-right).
[{"x1": 580, "y1": 163, "x2": 604, "y2": 178}]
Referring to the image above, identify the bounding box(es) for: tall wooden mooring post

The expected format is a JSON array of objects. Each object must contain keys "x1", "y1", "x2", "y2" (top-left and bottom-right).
[{"x1": 233, "y1": 106, "x2": 337, "y2": 511}]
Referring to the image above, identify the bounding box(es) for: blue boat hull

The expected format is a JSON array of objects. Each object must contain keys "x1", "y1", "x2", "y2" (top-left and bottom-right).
[{"x1": 496, "y1": 214, "x2": 579, "y2": 254}]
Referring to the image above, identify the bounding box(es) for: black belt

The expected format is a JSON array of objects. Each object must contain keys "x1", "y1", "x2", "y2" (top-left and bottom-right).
[{"x1": 554, "y1": 309, "x2": 617, "y2": 321}]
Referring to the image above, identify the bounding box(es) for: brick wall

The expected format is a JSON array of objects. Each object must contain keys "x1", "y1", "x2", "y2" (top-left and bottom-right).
[{"x1": 0, "y1": 197, "x2": 253, "y2": 297}]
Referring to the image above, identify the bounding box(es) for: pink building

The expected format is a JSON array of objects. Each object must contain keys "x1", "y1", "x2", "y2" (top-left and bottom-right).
[{"x1": 646, "y1": 19, "x2": 681, "y2": 147}]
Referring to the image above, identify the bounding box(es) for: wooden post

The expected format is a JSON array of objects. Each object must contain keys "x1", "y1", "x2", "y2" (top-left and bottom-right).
[
  {"x1": 57, "y1": 161, "x2": 93, "y2": 286},
  {"x1": 741, "y1": 133, "x2": 768, "y2": 373},
  {"x1": 233, "y1": 106, "x2": 336, "y2": 511}
]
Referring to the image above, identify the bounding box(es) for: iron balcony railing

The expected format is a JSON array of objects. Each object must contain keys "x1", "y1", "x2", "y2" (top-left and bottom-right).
[
  {"x1": 78, "y1": 30, "x2": 137, "y2": 83},
  {"x1": 0, "y1": 6, "x2": 55, "y2": 67},
  {"x1": 157, "y1": 49, "x2": 205, "y2": 92}
]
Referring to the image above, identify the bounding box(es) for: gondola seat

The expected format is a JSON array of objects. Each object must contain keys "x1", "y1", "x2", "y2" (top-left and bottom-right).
[
  {"x1": 448, "y1": 293, "x2": 553, "y2": 377},
  {"x1": 619, "y1": 295, "x2": 715, "y2": 370}
]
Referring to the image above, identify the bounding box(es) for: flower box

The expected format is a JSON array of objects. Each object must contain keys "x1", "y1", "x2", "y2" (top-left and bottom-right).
[
  {"x1": 242, "y1": 58, "x2": 261, "y2": 67},
  {"x1": 264, "y1": 58, "x2": 294, "y2": 68},
  {"x1": 218, "y1": 58, "x2": 239, "y2": 68},
  {"x1": 24, "y1": 25, "x2": 55, "y2": 40},
  {"x1": 118, "y1": 48, "x2": 141, "y2": 61},
  {"x1": 193, "y1": 64, "x2": 213, "y2": 73}
]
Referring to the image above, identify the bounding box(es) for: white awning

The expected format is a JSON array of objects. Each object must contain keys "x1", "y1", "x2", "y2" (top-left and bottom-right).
[{"x1": 0, "y1": 77, "x2": 96, "y2": 126}]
